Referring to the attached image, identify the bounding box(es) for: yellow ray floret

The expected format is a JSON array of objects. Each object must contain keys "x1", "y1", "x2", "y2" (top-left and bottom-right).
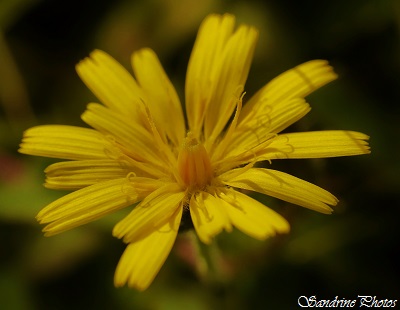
[
  {"x1": 190, "y1": 191, "x2": 233, "y2": 244},
  {"x1": 76, "y1": 49, "x2": 144, "y2": 119},
  {"x1": 263, "y1": 130, "x2": 370, "y2": 159},
  {"x1": 114, "y1": 207, "x2": 182, "y2": 291},
  {"x1": 221, "y1": 190, "x2": 290, "y2": 240},
  {"x1": 221, "y1": 168, "x2": 337, "y2": 214}
]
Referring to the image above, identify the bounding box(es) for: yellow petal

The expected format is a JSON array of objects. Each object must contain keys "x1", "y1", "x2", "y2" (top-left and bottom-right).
[
  {"x1": 190, "y1": 191, "x2": 232, "y2": 244},
  {"x1": 222, "y1": 168, "x2": 337, "y2": 213},
  {"x1": 221, "y1": 189, "x2": 289, "y2": 240},
  {"x1": 76, "y1": 50, "x2": 144, "y2": 119},
  {"x1": 113, "y1": 184, "x2": 184, "y2": 243},
  {"x1": 132, "y1": 48, "x2": 185, "y2": 146},
  {"x1": 81, "y1": 103, "x2": 161, "y2": 164},
  {"x1": 19, "y1": 125, "x2": 117, "y2": 160},
  {"x1": 185, "y1": 14, "x2": 258, "y2": 141},
  {"x1": 44, "y1": 159, "x2": 131, "y2": 190},
  {"x1": 185, "y1": 14, "x2": 234, "y2": 136},
  {"x1": 203, "y1": 21, "x2": 258, "y2": 142},
  {"x1": 114, "y1": 207, "x2": 182, "y2": 291},
  {"x1": 263, "y1": 130, "x2": 371, "y2": 159},
  {"x1": 37, "y1": 178, "x2": 145, "y2": 236},
  {"x1": 239, "y1": 59, "x2": 337, "y2": 124},
  {"x1": 223, "y1": 98, "x2": 310, "y2": 160}
]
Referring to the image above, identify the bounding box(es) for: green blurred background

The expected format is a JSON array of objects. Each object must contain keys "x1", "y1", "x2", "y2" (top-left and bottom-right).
[{"x1": 1, "y1": 0, "x2": 399, "y2": 309}]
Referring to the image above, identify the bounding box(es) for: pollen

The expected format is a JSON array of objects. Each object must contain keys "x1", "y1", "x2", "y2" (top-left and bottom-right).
[{"x1": 177, "y1": 132, "x2": 213, "y2": 190}]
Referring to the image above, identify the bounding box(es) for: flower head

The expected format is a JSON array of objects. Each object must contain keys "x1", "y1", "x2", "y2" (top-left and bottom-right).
[{"x1": 19, "y1": 13, "x2": 370, "y2": 290}]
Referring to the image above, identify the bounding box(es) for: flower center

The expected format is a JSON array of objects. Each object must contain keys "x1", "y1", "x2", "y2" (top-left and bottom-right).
[{"x1": 177, "y1": 132, "x2": 213, "y2": 190}]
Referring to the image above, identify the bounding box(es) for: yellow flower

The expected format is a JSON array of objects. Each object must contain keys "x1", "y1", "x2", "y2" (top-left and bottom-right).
[{"x1": 19, "y1": 14, "x2": 370, "y2": 291}]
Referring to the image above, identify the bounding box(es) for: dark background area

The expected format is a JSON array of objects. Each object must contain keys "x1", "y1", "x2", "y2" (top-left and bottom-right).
[{"x1": 1, "y1": 0, "x2": 399, "y2": 309}]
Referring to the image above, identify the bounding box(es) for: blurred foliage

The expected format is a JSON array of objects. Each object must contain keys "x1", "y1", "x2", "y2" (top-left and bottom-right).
[{"x1": 1, "y1": 0, "x2": 399, "y2": 309}]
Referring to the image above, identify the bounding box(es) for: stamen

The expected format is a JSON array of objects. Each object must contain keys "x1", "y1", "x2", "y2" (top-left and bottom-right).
[{"x1": 177, "y1": 132, "x2": 213, "y2": 190}]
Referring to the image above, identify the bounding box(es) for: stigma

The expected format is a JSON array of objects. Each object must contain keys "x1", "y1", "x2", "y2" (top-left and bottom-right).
[{"x1": 177, "y1": 132, "x2": 213, "y2": 190}]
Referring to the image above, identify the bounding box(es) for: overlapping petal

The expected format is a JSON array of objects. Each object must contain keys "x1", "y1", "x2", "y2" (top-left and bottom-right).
[
  {"x1": 45, "y1": 159, "x2": 131, "y2": 190},
  {"x1": 220, "y1": 189, "x2": 290, "y2": 240},
  {"x1": 132, "y1": 48, "x2": 185, "y2": 146},
  {"x1": 113, "y1": 184, "x2": 185, "y2": 243},
  {"x1": 222, "y1": 168, "x2": 337, "y2": 213},
  {"x1": 37, "y1": 178, "x2": 156, "y2": 236},
  {"x1": 185, "y1": 14, "x2": 258, "y2": 141},
  {"x1": 185, "y1": 14, "x2": 235, "y2": 136},
  {"x1": 239, "y1": 60, "x2": 337, "y2": 125},
  {"x1": 19, "y1": 125, "x2": 118, "y2": 160},
  {"x1": 222, "y1": 98, "x2": 311, "y2": 160},
  {"x1": 190, "y1": 191, "x2": 232, "y2": 244},
  {"x1": 81, "y1": 103, "x2": 161, "y2": 164},
  {"x1": 76, "y1": 50, "x2": 144, "y2": 119},
  {"x1": 203, "y1": 21, "x2": 258, "y2": 142},
  {"x1": 114, "y1": 207, "x2": 182, "y2": 291}
]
